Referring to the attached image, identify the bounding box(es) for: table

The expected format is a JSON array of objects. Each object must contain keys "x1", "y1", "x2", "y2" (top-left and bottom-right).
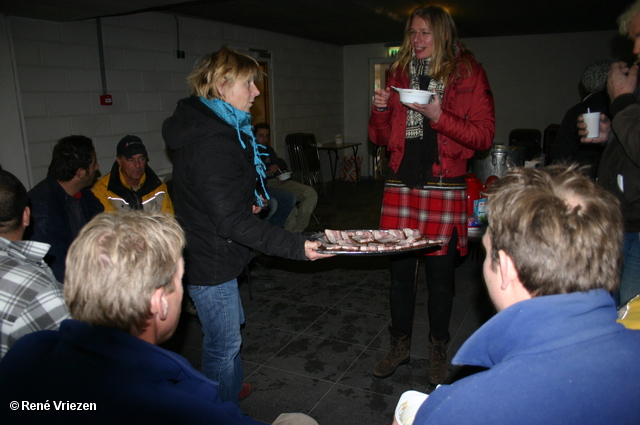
[{"x1": 318, "y1": 142, "x2": 362, "y2": 195}]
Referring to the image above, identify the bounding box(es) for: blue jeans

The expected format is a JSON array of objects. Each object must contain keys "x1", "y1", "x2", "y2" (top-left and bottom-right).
[
  {"x1": 188, "y1": 280, "x2": 245, "y2": 405},
  {"x1": 265, "y1": 184, "x2": 297, "y2": 228},
  {"x1": 620, "y1": 232, "x2": 640, "y2": 306}
]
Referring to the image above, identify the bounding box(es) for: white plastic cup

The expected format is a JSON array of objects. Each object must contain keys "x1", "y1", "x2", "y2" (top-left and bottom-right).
[
  {"x1": 395, "y1": 390, "x2": 429, "y2": 425},
  {"x1": 334, "y1": 134, "x2": 344, "y2": 145},
  {"x1": 582, "y1": 111, "x2": 601, "y2": 138}
]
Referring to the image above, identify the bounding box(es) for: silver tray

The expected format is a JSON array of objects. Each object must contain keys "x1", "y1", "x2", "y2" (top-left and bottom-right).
[{"x1": 309, "y1": 229, "x2": 443, "y2": 256}]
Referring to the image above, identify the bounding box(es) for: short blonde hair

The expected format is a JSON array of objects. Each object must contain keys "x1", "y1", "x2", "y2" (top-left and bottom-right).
[
  {"x1": 485, "y1": 164, "x2": 623, "y2": 296},
  {"x1": 187, "y1": 45, "x2": 262, "y2": 100},
  {"x1": 64, "y1": 212, "x2": 185, "y2": 335}
]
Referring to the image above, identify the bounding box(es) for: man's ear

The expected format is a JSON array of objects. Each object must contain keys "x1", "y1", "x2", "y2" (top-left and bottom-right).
[
  {"x1": 498, "y1": 250, "x2": 518, "y2": 291},
  {"x1": 75, "y1": 167, "x2": 87, "y2": 180},
  {"x1": 149, "y1": 287, "x2": 169, "y2": 320},
  {"x1": 22, "y1": 206, "x2": 30, "y2": 228}
]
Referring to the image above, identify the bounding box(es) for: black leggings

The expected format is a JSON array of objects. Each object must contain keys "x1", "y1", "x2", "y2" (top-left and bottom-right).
[{"x1": 389, "y1": 227, "x2": 458, "y2": 342}]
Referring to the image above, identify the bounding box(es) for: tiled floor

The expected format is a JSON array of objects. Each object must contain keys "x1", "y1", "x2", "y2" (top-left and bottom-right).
[{"x1": 162, "y1": 179, "x2": 494, "y2": 425}]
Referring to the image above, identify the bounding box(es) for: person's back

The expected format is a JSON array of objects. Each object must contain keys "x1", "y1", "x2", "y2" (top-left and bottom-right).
[
  {"x1": 0, "y1": 170, "x2": 68, "y2": 359},
  {"x1": 408, "y1": 165, "x2": 640, "y2": 425},
  {"x1": 415, "y1": 291, "x2": 640, "y2": 424},
  {"x1": 0, "y1": 320, "x2": 261, "y2": 424}
]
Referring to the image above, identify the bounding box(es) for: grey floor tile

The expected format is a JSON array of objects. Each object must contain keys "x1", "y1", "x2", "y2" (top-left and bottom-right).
[
  {"x1": 305, "y1": 308, "x2": 390, "y2": 345},
  {"x1": 239, "y1": 367, "x2": 334, "y2": 424},
  {"x1": 338, "y1": 347, "x2": 430, "y2": 396},
  {"x1": 241, "y1": 322, "x2": 301, "y2": 365},
  {"x1": 247, "y1": 299, "x2": 328, "y2": 332},
  {"x1": 333, "y1": 284, "x2": 390, "y2": 315},
  {"x1": 265, "y1": 334, "x2": 366, "y2": 382},
  {"x1": 277, "y1": 275, "x2": 360, "y2": 307},
  {"x1": 309, "y1": 384, "x2": 400, "y2": 425}
]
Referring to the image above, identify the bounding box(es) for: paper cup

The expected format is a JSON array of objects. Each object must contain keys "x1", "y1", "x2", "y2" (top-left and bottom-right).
[
  {"x1": 395, "y1": 390, "x2": 429, "y2": 425},
  {"x1": 583, "y1": 112, "x2": 601, "y2": 138},
  {"x1": 277, "y1": 171, "x2": 291, "y2": 181}
]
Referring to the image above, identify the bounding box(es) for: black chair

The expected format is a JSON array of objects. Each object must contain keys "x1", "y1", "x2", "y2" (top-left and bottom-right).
[
  {"x1": 285, "y1": 133, "x2": 326, "y2": 196},
  {"x1": 543, "y1": 124, "x2": 560, "y2": 165},
  {"x1": 509, "y1": 128, "x2": 542, "y2": 161}
]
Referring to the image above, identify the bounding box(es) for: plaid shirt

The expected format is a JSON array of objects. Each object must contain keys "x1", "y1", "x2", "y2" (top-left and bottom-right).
[{"x1": 0, "y1": 237, "x2": 69, "y2": 358}]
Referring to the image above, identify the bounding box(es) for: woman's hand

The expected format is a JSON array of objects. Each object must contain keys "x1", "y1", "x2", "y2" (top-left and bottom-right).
[
  {"x1": 373, "y1": 87, "x2": 391, "y2": 110},
  {"x1": 404, "y1": 92, "x2": 443, "y2": 123},
  {"x1": 578, "y1": 113, "x2": 611, "y2": 144},
  {"x1": 304, "y1": 240, "x2": 334, "y2": 261},
  {"x1": 252, "y1": 195, "x2": 268, "y2": 214}
]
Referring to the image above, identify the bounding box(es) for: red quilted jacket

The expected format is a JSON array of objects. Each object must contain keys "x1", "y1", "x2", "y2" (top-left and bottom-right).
[{"x1": 369, "y1": 52, "x2": 495, "y2": 178}]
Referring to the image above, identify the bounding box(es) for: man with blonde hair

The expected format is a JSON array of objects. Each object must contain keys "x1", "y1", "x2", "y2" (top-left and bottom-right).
[
  {"x1": 399, "y1": 165, "x2": 640, "y2": 425},
  {"x1": 0, "y1": 212, "x2": 319, "y2": 425}
]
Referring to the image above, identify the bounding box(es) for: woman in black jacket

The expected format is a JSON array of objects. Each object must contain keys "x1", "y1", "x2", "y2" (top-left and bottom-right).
[{"x1": 163, "y1": 46, "x2": 329, "y2": 405}]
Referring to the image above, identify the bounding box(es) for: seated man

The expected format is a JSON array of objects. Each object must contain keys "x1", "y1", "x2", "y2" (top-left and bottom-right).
[
  {"x1": 0, "y1": 170, "x2": 68, "y2": 359},
  {"x1": 0, "y1": 211, "x2": 318, "y2": 425},
  {"x1": 401, "y1": 165, "x2": 640, "y2": 425},
  {"x1": 92, "y1": 135, "x2": 174, "y2": 214},
  {"x1": 255, "y1": 123, "x2": 317, "y2": 233},
  {"x1": 27, "y1": 135, "x2": 104, "y2": 282}
]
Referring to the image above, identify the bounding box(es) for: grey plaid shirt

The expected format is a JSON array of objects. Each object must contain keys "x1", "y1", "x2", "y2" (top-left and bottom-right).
[{"x1": 0, "y1": 237, "x2": 69, "y2": 358}]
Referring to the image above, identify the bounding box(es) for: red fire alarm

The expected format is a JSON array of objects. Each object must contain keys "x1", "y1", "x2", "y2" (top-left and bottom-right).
[{"x1": 100, "y1": 95, "x2": 113, "y2": 106}]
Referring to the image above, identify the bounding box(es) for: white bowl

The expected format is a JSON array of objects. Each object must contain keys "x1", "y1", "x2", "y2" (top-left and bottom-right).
[
  {"x1": 277, "y1": 171, "x2": 292, "y2": 181},
  {"x1": 395, "y1": 390, "x2": 429, "y2": 425},
  {"x1": 394, "y1": 88, "x2": 434, "y2": 105}
]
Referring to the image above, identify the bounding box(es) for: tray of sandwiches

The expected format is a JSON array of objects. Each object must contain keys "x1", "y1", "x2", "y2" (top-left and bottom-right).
[{"x1": 311, "y1": 229, "x2": 442, "y2": 255}]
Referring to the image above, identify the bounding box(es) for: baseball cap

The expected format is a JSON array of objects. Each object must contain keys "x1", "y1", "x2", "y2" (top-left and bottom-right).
[{"x1": 117, "y1": 135, "x2": 148, "y2": 158}]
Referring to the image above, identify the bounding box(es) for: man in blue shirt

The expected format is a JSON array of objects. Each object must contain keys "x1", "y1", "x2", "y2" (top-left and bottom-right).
[
  {"x1": 400, "y1": 165, "x2": 640, "y2": 425},
  {"x1": 0, "y1": 211, "x2": 318, "y2": 425}
]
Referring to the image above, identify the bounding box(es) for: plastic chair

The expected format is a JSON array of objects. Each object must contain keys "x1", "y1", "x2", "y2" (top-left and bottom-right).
[
  {"x1": 508, "y1": 129, "x2": 542, "y2": 161},
  {"x1": 285, "y1": 133, "x2": 326, "y2": 196},
  {"x1": 543, "y1": 124, "x2": 560, "y2": 165}
]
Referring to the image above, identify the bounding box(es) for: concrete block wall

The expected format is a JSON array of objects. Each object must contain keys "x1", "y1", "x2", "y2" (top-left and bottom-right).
[{"x1": 6, "y1": 12, "x2": 343, "y2": 186}]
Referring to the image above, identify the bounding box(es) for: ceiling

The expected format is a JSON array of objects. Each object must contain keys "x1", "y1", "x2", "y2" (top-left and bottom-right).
[{"x1": 1, "y1": 0, "x2": 634, "y2": 46}]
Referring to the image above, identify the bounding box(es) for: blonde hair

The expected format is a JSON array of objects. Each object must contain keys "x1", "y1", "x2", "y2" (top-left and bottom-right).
[
  {"x1": 187, "y1": 45, "x2": 263, "y2": 100},
  {"x1": 64, "y1": 212, "x2": 186, "y2": 336},
  {"x1": 618, "y1": 0, "x2": 640, "y2": 35},
  {"x1": 392, "y1": 6, "x2": 473, "y2": 83},
  {"x1": 485, "y1": 164, "x2": 623, "y2": 296}
]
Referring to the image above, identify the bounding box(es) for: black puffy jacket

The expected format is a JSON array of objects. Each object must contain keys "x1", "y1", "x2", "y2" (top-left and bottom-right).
[{"x1": 163, "y1": 96, "x2": 307, "y2": 285}]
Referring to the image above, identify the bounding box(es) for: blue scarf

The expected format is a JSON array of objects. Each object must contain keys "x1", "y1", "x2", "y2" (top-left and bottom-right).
[{"x1": 199, "y1": 97, "x2": 269, "y2": 206}]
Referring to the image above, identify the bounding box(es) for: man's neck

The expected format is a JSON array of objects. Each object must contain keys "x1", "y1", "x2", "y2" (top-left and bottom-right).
[
  {"x1": 57, "y1": 178, "x2": 85, "y2": 197},
  {"x1": 0, "y1": 230, "x2": 23, "y2": 242}
]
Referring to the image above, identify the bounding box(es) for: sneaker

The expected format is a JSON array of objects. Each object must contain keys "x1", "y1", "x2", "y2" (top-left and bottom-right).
[
  {"x1": 428, "y1": 337, "x2": 449, "y2": 385},
  {"x1": 238, "y1": 383, "x2": 253, "y2": 401}
]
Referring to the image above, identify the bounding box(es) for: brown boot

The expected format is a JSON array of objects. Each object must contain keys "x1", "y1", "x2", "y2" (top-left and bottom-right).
[
  {"x1": 428, "y1": 335, "x2": 449, "y2": 385},
  {"x1": 373, "y1": 327, "x2": 411, "y2": 379}
]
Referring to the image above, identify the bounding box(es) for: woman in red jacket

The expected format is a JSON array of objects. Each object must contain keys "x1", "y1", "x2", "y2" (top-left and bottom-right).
[{"x1": 368, "y1": 6, "x2": 495, "y2": 385}]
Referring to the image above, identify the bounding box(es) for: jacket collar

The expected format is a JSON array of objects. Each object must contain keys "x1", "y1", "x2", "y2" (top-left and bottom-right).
[{"x1": 452, "y1": 290, "x2": 620, "y2": 369}]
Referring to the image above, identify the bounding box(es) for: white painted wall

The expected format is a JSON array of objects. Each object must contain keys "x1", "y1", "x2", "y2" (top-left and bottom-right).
[
  {"x1": 0, "y1": 17, "x2": 31, "y2": 186},
  {"x1": 4, "y1": 12, "x2": 343, "y2": 187}
]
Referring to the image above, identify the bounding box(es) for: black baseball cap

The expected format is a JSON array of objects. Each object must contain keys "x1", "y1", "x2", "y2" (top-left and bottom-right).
[{"x1": 117, "y1": 135, "x2": 148, "y2": 158}]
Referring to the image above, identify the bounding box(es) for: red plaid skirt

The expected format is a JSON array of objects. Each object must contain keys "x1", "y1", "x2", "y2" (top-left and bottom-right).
[{"x1": 379, "y1": 184, "x2": 468, "y2": 256}]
